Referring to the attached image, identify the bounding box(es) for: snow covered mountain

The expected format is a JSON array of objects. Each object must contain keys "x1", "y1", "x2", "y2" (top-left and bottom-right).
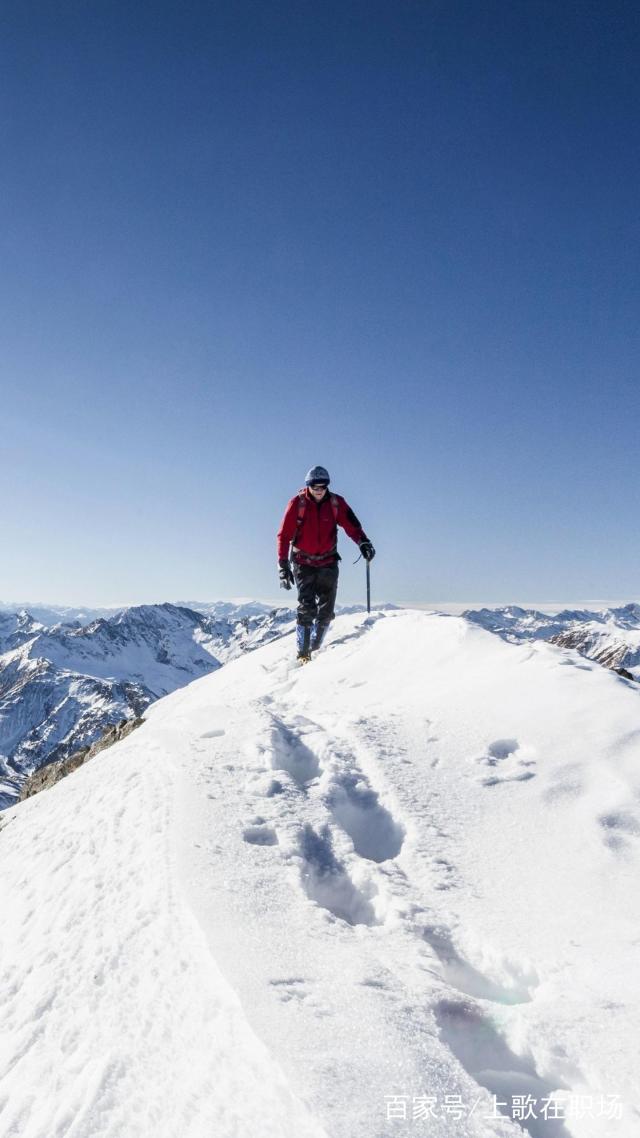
[
  {"x1": 178, "y1": 599, "x2": 281, "y2": 620},
  {"x1": 463, "y1": 603, "x2": 640, "y2": 679},
  {"x1": 0, "y1": 603, "x2": 294, "y2": 808},
  {"x1": 0, "y1": 602, "x2": 121, "y2": 627},
  {"x1": 1, "y1": 610, "x2": 638, "y2": 1137},
  {"x1": 0, "y1": 607, "x2": 45, "y2": 652},
  {"x1": 0, "y1": 600, "x2": 294, "y2": 629}
]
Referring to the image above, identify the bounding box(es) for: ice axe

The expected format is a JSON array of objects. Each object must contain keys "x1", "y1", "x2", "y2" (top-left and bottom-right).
[{"x1": 354, "y1": 552, "x2": 372, "y2": 614}]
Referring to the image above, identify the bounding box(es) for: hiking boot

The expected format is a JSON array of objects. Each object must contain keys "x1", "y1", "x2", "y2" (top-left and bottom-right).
[
  {"x1": 296, "y1": 623, "x2": 312, "y2": 661},
  {"x1": 310, "y1": 620, "x2": 329, "y2": 652}
]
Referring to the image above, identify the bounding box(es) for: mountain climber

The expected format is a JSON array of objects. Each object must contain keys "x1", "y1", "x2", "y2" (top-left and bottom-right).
[{"x1": 277, "y1": 465, "x2": 375, "y2": 661}]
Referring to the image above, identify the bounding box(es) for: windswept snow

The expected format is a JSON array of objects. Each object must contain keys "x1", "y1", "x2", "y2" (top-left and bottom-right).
[{"x1": 1, "y1": 610, "x2": 638, "y2": 1138}]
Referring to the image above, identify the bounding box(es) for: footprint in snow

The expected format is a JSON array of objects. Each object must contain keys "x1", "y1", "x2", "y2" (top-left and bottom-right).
[
  {"x1": 485, "y1": 738, "x2": 519, "y2": 764},
  {"x1": 423, "y1": 925, "x2": 538, "y2": 1004},
  {"x1": 269, "y1": 976, "x2": 329, "y2": 1016},
  {"x1": 598, "y1": 810, "x2": 640, "y2": 854},
  {"x1": 269, "y1": 977, "x2": 310, "y2": 1002},
  {"x1": 481, "y1": 770, "x2": 536, "y2": 787},
  {"x1": 472, "y1": 738, "x2": 537, "y2": 787},
  {"x1": 324, "y1": 766, "x2": 405, "y2": 863},
  {"x1": 242, "y1": 814, "x2": 278, "y2": 846},
  {"x1": 430, "y1": 856, "x2": 461, "y2": 891},
  {"x1": 249, "y1": 773, "x2": 287, "y2": 798},
  {"x1": 263, "y1": 713, "x2": 321, "y2": 786},
  {"x1": 295, "y1": 823, "x2": 381, "y2": 927},
  {"x1": 434, "y1": 999, "x2": 572, "y2": 1138}
]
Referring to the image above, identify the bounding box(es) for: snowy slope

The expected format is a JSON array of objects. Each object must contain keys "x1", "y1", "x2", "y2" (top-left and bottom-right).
[
  {"x1": 464, "y1": 604, "x2": 640, "y2": 678},
  {"x1": 0, "y1": 603, "x2": 294, "y2": 807},
  {"x1": 1, "y1": 610, "x2": 638, "y2": 1138}
]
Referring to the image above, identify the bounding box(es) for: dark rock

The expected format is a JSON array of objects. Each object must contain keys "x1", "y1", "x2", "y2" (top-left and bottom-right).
[{"x1": 19, "y1": 717, "x2": 145, "y2": 801}]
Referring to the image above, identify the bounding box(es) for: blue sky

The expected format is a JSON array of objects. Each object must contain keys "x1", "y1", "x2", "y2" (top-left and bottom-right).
[{"x1": 2, "y1": 0, "x2": 639, "y2": 607}]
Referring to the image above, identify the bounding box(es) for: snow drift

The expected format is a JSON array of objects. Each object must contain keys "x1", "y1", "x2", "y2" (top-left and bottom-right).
[{"x1": 1, "y1": 610, "x2": 638, "y2": 1138}]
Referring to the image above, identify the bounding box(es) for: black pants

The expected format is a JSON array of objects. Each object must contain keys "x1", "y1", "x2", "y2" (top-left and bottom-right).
[{"x1": 293, "y1": 562, "x2": 339, "y2": 627}]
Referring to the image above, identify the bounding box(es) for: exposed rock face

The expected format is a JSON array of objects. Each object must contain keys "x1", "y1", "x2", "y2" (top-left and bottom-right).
[
  {"x1": 0, "y1": 609, "x2": 43, "y2": 653},
  {"x1": 464, "y1": 603, "x2": 640, "y2": 681},
  {"x1": 549, "y1": 628, "x2": 640, "y2": 674},
  {"x1": 19, "y1": 717, "x2": 145, "y2": 800}
]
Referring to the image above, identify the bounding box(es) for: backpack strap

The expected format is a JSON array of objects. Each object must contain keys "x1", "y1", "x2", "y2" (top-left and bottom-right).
[
  {"x1": 296, "y1": 490, "x2": 339, "y2": 525},
  {"x1": 293, "y1": 489, "x2": 307, "y2": 546}
]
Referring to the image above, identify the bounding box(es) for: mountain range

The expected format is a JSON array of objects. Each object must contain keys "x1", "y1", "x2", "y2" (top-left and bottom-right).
[
  {"x1": 2, "y1": 598, "x2": 637, "y2": 812},
  {"x1": 2, "y1": 608, "x2": 638, "y2": 1137},
  {"x1": 463, "y1": 602, "x2": 640, "y2": 679},
  {"x1": 0, "y1": 602, "x2": 295, "y2": 808}
]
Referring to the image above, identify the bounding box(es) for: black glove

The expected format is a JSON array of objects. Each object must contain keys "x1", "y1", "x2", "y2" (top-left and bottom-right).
[
  {"x1": 279, "y1": 559, "x2": 295, "y2": 590},
  {"x1": 359, "y1": 540, "x2": 375, "y2": 561}
]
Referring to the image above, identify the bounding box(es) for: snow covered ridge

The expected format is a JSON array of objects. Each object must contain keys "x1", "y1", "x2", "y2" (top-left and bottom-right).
[
  {"x1": 0, "y1": 602, "x2": 296, "y2": 809},
  {"x1": 1, "y1": 609, "x2": 638, "y2": 1138},
  {"x1": 463, "y1": 603, "x2": 640, "y2": 680}
]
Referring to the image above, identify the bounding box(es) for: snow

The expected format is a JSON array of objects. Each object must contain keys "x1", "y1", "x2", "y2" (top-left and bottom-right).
[
  {"x1": 1, "y1": 609, "x2": 638, "y2": 1138},
  {"x1": 0, "y1": 603, "x2": 296, "y2": 806},
  {"x1": 0, "y1": 604, "x2": 122, "y2": 628},
  {"x1": 464, "y1": 603, "x2": 640, "y2": 678}
]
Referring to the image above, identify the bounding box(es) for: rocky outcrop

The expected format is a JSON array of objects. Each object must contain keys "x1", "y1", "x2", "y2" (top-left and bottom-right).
[
  {"x1": 19, "y1": 717, "x2": 145, "y2": 801},
  {"x1": 464, "y1": 603, "x2": 640, "y2": 680},
  {"x1": 549, "y1": 629, "x2": 640, "y2": 675}
]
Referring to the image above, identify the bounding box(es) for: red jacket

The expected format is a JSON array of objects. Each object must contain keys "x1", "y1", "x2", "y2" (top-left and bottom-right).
[{"x1": 277, "y1": 488, "x2": 368, "y2": 567}]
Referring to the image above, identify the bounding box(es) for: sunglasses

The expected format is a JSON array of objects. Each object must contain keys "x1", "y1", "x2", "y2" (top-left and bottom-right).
[{"x1": 309, "y1": 483, "x2": 328, "y2": 490}]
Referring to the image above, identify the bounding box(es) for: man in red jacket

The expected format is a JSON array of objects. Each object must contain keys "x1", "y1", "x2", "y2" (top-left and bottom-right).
[{"x1": 277, "y1": 465, "x2": 375, "y2": 661}]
